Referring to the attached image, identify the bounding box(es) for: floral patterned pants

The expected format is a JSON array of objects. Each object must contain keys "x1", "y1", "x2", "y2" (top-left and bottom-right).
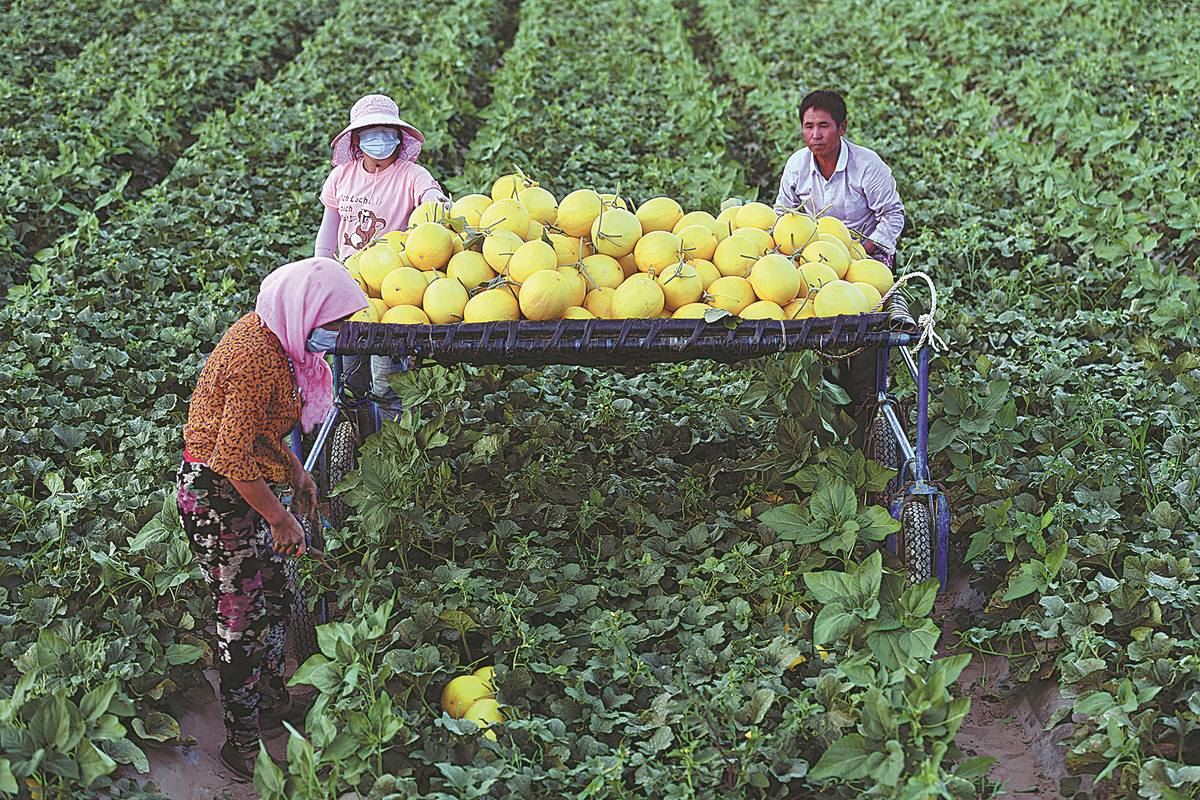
[{"x1": 176, "y1": 460, "x2": 290, "y2": 753}]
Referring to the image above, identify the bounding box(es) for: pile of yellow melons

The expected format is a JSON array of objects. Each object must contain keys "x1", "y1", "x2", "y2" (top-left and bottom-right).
[{"x1": 344, "y1": 173, "x2": 896, "y2": 325}]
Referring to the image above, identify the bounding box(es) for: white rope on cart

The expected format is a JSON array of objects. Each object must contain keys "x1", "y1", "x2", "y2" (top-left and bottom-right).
[{"x1": 874, "y1": 271, "x2": 946, "y2": 357}]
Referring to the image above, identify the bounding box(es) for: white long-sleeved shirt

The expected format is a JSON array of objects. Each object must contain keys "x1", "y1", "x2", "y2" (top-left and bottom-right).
[{"x1": 774, "y1": 138, "x2": 905, "y2": 255}]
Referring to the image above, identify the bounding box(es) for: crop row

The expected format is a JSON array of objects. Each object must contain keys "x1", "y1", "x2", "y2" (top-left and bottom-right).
[
  {"x1": 880, "y1": 0, "x2": 1200, "y2": 273},
  {"x1": 0, "y1": 0, "x2": 336, "y2": 281},
  {"x1": 0, "y1": 0, "x2": 161, "y2": 83},
  {"x1": 0, "y1": 0, "x2": 504, "y2": 787},
  {"x1": 447, "y1": 0, "x2": 747, "y2": 210}
]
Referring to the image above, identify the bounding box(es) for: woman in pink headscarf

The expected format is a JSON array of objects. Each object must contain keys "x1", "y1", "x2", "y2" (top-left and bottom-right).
[
  {"x1": 176, "y1": 258, "x2": 367, "y2": 781},
  {"x1": 314, "y1": 94, "x2": 450, "y2": 420}
]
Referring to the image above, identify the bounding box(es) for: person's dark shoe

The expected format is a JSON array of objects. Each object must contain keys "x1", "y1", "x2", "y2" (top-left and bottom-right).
[
  {"x1": 260, "y1": 692, "x2": 315, "y2": 730},
  {"x1": 218, "y1": 741, "x2": 260, "y2": 783}
]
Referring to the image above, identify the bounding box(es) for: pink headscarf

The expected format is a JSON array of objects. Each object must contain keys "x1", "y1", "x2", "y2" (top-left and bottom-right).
[{"x1": 255, "y1": 258, "x2": 368, "y2": 433}]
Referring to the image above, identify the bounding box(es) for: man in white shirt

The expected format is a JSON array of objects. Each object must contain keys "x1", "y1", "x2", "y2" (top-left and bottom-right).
[
  {"x1": 776, "y1": 90, "x2": 905, "y2": 265},
  {"x1": 777, "y1": 90, "x2": 906, "y2": 446}
]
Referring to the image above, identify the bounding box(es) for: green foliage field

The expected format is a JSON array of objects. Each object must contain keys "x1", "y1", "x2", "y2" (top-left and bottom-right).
[{"x1": 1, "y1": 0, "x2": 1198, "y2": 797}]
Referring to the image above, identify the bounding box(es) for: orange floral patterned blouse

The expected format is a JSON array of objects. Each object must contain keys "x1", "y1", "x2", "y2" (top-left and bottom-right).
[{"x1": 183, "y1": 313, "x2": 302, "y2": 484}]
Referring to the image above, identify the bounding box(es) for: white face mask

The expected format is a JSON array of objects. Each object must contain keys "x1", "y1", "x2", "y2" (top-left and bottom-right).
[{"x1": 358, "y1": 127, "x2": 400, "y2": 160}]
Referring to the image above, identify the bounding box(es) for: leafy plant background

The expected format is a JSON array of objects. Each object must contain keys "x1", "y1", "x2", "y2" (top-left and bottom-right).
[{"x1": 1, "y1": 0, "x2": 1198, "y2": 797}]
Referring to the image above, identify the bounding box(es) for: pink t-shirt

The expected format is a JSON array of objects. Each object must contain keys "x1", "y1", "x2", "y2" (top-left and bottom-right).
[{"x1": 320, "y1": 159, "x2": 444, "y2": 261}]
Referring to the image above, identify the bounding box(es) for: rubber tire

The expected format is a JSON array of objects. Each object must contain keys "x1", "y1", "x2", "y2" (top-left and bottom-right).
[
  {"x1": 900, "y1": 498, "x2": 934, "y2": 587},
  {"x1": 865, "y1": 411, "x2": 902, "y2": 508},
  {"x1": 286, "y1": 514, "x2": 325, "y2": 664},
  {"x1": 326, "y1": 420, "x2": 358, "y2": 529}
]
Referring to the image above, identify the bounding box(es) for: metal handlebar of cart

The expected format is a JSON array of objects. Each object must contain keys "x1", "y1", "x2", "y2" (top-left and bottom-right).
[{"x1": 284, "y1": 293, "x2": 950, "y2": 659}]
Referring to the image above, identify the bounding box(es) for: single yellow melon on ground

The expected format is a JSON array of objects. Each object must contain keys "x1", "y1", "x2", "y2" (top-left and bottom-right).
[{"x1": 441, "y1": 675, "x2": 495, "y2": 719}]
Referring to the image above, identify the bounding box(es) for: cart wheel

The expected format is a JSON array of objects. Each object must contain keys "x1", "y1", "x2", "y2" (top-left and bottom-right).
[
  {"x1": 286, "y1": 514, "x2": 326, "y2": 664},
  {"x1": 900, "y1": 498, "x2": 934, "y2": 586},
  {"x1": 865, "y1": 410, "x2": 902, "y2": 508},
  {"x1": 326, "y1": 420, "x2": 359, "y2": 529}
]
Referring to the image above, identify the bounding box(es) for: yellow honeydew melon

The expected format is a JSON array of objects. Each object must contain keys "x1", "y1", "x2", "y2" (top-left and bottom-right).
[
  {"x1": 380, "y1": 304, "x2": 431, "y2": 325},
  {"x1": 672, "y1": 210, "x2": 717, "y2": 236},
  {"x1": 854, "y1": 281, "x2": 884, "y2": 310},
  {"x1": 446, "y1": 251, "x2": 496, "y2": 291},
  {"x1": 798, "y1": 261, "x2": 840, "y2": 297},
  {"x1": 691, "y1": 259, "x2": 720, "y2": 290},
  {"x1": 844, "y1": 258, "x2": 895, "y2": 297},
  {"x1": 409, "y1": 200, "x2": 448, "y2": 227},
  {"x1": 812, "y1": 280, "x2": 869, "y2": 317},
  {"x1": 677, "y1": 224, "x2": 718, "y2": 262},
  {"x1": 450, "y1": 194, "x2": 492, "y2": 227},
  {"x1": 783, "y1": 296, "x2": 817, "y2": 319},
  {"x1": 349, "y1": 303, "x2": 378, "y2": 323},
  {"x1": 380, "y1": 266, "x2": 428, "y2": 308},
  {"x1": 656, "y1": 261, "x2": 704, "y2": 311},
  {"x1": 424, "y1": 269, "x2": 446, "y2": 284},
  {"x1": 617, "y1": 252, "x2": 639, "y2": 279},
  {"x1": 816, "y1": 215, "x2": 856, "y2": 251},
  {"x1": 463, "y1": 698, "x2": 504, "y2": 741},
  {"x1": 584, "y1": 286, "x2": 616, "y2": 318},
  {"x1": 482, "y1": 228, "x2": 525, "y2": 273},
  {"x1": 557, "y1": 189, "x2": 604, "y2": 238},
  {"x1": 706, "y1": 276, "x2": 755, "y2": 315},
  {"x1": 772, "y1": 212, "x2": 818, "y2": 255},
  {"x1": 800, "y1": 240, "x2": 851, "y2": 280},
  {"x1": 579, "y1": 254, "x2": 624, "y2": 291},
  {"x1": 423, "y1": 278, "x2": 469, "y2": 324},
  {"x1": 600, "y1": 192, "x2": 628, "y2": 210},
  {"x1": 547, "y1": 232, "x2": 589, "y2": 266},
  {"x1": 406, "y1": 222, "x2": 454, "y2": 272},
  {"x1": 590, "y1": 207, "x2": 642, "y2": 258},
  {"x1": 733, "y1": 226, "x2": 774, "y2": 257},
  {"x1": 358, "y1": 244, "x2": 403, "y2": 294},
  {"x1": 636, "y1": 196, "x2": 684, "y2": 234},
  {"x1": 441, "y1": 675, "x2": 495, "y2": 719},
  {"x1": 526, "y1": 220, "x2": 545, "y2": 242},
  {"x1": 378, "y1": 229, "x2": 409, "y2": 253},
  {"x1": 715, "y1": 205, "x2": 741, "y2": 241},
  {"x1": 735, "y1": 201, "x2": 776, "y2": 231},
  {"x1": 563, "y1": 306, "x2": 595, "y2": 319},
  {"x1": 490, "y1": 173, "x2": 532, "y2": 202},
  {"x1": 519, "y1": 185, "x2": 559, "y2": 226},
  {"x1": 558, "y1": 266, "x2": 587, "y2": 307},
  {"x1": 479, "y1": 198, "x2": 532, "y2": 237},
  {"x1": 634, "y1": 230, "x2": 683, "y2": 276},
  {"x1": 741, "y1": 300, "x2": 785, "y2": 320},
  {"x1": 713, "y1": 234, "x2": 758, "y2": 278},
  {"x1": 506, "y1": 239, "x2": 558, "y2": 284},
  {"x1": 464, "y1": 287, "x2": 521, "y2": 323},
  {"x1": 817, "y1": 232, "x2": 853, "y2": 263},
  {"x1": 672, "y1": 302, "x2": 710, "y2": 319},
  {"x1": 611, "y1": 274, "x2": 665, "y2": 319},
  {"x1": 749, "y1": 254, "x2": 801, "y2": 305},
  {"x1": 519, "y1": 269, "x2": 573, "y2": 320},
  {"x1": 849, "y1": 240, "x2": 869, "y2": 260}
]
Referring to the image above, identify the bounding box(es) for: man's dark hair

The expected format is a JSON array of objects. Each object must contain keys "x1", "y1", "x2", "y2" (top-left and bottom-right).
[{"x1": 800, "y1": 90, "x2": 847, "y2": 126}]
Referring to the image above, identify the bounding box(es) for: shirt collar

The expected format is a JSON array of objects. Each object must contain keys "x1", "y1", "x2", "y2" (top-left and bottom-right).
[{"x1": 808, "y1": 138, "x2": 851, "y2": 178}]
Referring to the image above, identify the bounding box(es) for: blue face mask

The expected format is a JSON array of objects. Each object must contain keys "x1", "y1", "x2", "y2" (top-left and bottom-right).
[
  {"x1": 358, "y1": 127, "x2": 400, "y2": 160},
  {"x1": 305, "y1": 327, "x2": 339, "y2": 353}
]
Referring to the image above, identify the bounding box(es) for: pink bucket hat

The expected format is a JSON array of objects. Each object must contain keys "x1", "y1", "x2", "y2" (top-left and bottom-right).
[{"x1": 330, "y1": 94, "x2": 425, "y2": 166}]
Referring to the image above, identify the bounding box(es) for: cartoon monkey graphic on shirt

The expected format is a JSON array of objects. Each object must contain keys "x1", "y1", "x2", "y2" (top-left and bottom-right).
[{"x1": 344, "y1": 209, "x2": 387, "y2": 251}]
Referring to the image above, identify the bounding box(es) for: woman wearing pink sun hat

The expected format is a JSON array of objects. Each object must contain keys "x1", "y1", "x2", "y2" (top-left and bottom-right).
[
  {"x1": 315, "y1": 94, "x2": 450, "y2": 261},
  {"x1": 314, "y1": 94, "x2": 450, "y2": 419}
]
